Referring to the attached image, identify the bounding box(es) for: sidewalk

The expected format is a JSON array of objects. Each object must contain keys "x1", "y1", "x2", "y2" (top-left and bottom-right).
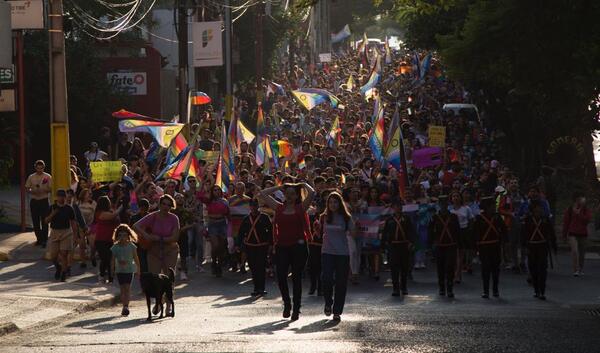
[{"x1": 0, "y1": 232, "x2": 118, "y2": 337}]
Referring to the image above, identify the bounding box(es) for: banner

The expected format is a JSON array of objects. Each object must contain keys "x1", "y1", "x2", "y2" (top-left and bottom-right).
[
  {"x1": 195, "y1": 149, "x2": 220, "y2": 165},
  {"x1": 413, "y1": 147, "x2": 443, "y2": 169},
  {"x1": 192, "y1": 21, "x2": 223, "y2": 67},
  {"x1": 428, "y1": 125, "x2": 446, "y2": 147},
  {"x1": 90, "y1": 161, "x2": 122, "y2": 182},
  {"x1": 230, "y1": 204, "x2": 250, "y2": 217}
]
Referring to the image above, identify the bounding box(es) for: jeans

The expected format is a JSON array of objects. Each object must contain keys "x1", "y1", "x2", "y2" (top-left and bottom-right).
[
  {"x1": 30, "y1": 198, "x2": 49, "y2": 245},
  {"x1": 321, "y1": 253, "x2": 350, "y2": 315},
  {"x1": 188, "y1": 224, "x2": 205, "y2": 264},
  {"x1": 275, "y1": 244, "x2": 308, "y2": 311},
  {"x1": 95, "y1": 240, "x2": 113, "y2": 281},
  {"x1": 308, "y1": 244, "x2": 322, "y2": 292}
]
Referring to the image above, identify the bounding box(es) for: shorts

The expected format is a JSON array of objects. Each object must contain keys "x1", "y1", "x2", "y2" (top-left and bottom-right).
[
  {"x1": 48, "y1": 228, "x2": 73, "y2": 258},
  {"x1": 116, "y1": 272, "x2": 134, "y2": 285},
  {"x1": 207, "y1": 220, "x2": 228, "y2": 238}
]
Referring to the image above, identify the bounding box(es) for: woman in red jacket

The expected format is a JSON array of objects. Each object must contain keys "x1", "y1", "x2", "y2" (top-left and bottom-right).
[
  {"x1": 259, "y1": 182, "x2": 315, "y2": 321},
  {"x1": 562, "y1": 193, "x2": 592, "y2": 276}
]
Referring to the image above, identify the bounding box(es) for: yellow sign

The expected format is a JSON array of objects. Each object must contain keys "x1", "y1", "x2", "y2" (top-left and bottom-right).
[
  {"x1": 428, "y1": 125, "x2": 446, "y2": 147},
  {"x1": 90, "y1": 161, "x2": 123, "y2": 182}
]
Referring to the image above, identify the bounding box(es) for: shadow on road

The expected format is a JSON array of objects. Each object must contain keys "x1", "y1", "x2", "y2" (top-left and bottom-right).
[{"x1": 65, "y1": 315, "x2": 147, "y2": 331}]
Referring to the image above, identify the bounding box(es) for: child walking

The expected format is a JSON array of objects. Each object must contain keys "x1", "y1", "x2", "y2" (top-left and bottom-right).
[{"x1": 111, "y1": 224, "x2": 141, "y2": 316}]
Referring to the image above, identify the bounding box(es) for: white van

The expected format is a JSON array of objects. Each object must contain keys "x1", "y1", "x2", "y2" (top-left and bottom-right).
[{"x1": 443, "y1": 103, "x2": 480, "y2": 122}]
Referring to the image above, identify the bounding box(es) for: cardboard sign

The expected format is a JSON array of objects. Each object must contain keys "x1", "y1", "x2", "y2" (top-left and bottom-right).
[
  {"x1": 428, "y1": 125, "x2": 446, "y2": 147},
  {"x1": 195, "y1": 149, "x2": 220, "y2": 165},
  {"x1": 90, "y1": 161, "x2": 122, "y2": 182}
]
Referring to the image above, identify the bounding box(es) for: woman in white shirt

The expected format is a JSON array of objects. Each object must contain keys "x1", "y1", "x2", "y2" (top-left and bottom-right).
[{"x1": 449, "y1": 191, "x2": 474, "y2": 283}]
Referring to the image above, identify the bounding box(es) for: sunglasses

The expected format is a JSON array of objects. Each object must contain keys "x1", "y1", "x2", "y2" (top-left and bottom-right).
[{"x1": 160, "y1": 202, "x2": 172, "y2": 207}]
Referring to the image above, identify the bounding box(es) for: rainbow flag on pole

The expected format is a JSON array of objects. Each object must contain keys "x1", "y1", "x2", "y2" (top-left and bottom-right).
[
  {"x1": 271, "y1": 140, "x2": 293, "y2": 158},
  {"x1": 369, "y1": 105, "x2": 385, "y2": 161},
  {"x1": 255, "y1": 106, "x2": 267, "y2": 166},
  {"x1": 360, "y1": 67, "x2": 381, "y2": 96},
  {"x1": 118, "y1": 119, "x2": 184, "y2": 148},
  {"x1": 385, "y1": 107, "x2": 402, "y2": 170},
  {"x1": 327, "y1": 116, "x2": 342, "y2": 147},
  {"x1": 292, "y1": 88, "x2": 340, "y2": 110},
  {"x1": 190, "y1": 91, "x2": 211, "y2": 105}
]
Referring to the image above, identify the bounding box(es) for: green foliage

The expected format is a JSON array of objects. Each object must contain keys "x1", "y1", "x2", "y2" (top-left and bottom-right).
[{"x1": 388, "y1": 0, "x2": 600, "y2": 181}]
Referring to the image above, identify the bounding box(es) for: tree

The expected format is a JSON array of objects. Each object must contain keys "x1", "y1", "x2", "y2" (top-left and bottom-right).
[{"x1": 389, "y1": 0, "x2": 600, "y2": 183}]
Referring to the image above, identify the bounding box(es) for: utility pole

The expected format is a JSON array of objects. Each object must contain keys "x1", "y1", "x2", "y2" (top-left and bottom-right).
[
  {"x1": 224, "y1": 0, "x2": 233, "y2": 122},
  {"x1": 177, "y1": 0, "x2": 189, "y2": 123},
  {"x1": 48, "y1": 0, "x2": 70, "y2": 196},
  {"x1": 254, "y1": 2, "x2": 264, "y2": 105}
]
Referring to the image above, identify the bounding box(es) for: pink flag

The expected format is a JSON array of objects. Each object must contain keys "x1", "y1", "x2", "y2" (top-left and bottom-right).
[{"x1": 412, "y1": 147, "x2": 443, "y2": 169}]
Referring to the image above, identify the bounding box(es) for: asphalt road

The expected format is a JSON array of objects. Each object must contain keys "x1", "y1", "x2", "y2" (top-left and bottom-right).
[{"x1": 3, "y1": 257, "x2": 600, "y2": 353}]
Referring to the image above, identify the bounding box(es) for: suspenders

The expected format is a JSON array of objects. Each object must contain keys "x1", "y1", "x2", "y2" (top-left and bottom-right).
[
  {"x1": 478, "y1": 215, "x2": 500, "y2": 245},
  {"x1": 244, "y1": 215, "x2": 269, "y2": 247},
  {"x1": 436, "y1": 214, "x2": 456, "y2": 246},
  {"x1": 528, "y1": 218, "x2": 547, "y2": 244},
  {"x1": 392, "y1": 217, "x2": 409, "y2": 244}
]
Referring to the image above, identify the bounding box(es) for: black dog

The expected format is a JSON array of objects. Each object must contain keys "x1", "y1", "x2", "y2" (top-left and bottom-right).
[{"x1": 140, "y1": 268, "x2": 175, "y2": 321}]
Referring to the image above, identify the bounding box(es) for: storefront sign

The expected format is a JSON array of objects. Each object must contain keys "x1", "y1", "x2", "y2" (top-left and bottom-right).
[
  {"x1": 107, "y1": 72, "x2": 147, "y2": 95},
  {"x1": 192, "y1": 21, "x2": 223, "y2": 67}
]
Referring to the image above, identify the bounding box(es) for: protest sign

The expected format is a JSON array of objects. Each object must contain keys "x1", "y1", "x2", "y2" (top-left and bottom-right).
[
  {"x1": 195, "y1": 149, "x2": 220, "y2": 165},
  {"x1": 428, "y1": 125, "x2": 446, "y2": 147},
  {"x1": 413, "y1": 147, "x2": 443, "y2": 169},
  {"x1": 90, "y1": 161, "x2": 122, "y2": 182}
]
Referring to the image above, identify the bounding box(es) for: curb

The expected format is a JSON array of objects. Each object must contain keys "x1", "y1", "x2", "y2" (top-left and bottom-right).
[
  {"x1": 0, "y1": 251, "x2": 9, "y2": 261},
  {"x1": 0, "y1": 293, "x2": 119, "y2": 338}
]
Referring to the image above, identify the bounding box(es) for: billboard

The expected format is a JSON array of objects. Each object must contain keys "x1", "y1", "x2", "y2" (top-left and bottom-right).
[
  {"x1": 9, "y1": 0, "x2": 44, "y2": 30},
  {"x1": 107, "y1": 72, "x2": 147, "y2": 95},
  {"x1": 192, "y1": 21, "x2": 223, "y2": 67}
]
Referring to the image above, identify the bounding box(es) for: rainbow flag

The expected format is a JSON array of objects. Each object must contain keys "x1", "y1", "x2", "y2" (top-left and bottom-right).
[
  {"x1": 419, "y1": 53, "x2": 432, "y2": 81},
  {"x1": 237, "y1": 119, "x2": 255, "y2": 147},
  {"x1": 221, "y1": 122, "x2": 235, "y2": 183},
  {"x1": 271, "y1": 140, "x2": 293, "y2": 158},
  {"x1": 292, "y1": 89, "x2": 340, "y2": 110},
  {"x1": 385, "y1": 107, "x2": 403, "y2": 171},
  {"x1": 369, "y1": 105, "x2": 385, "y2": 161},
  {"x1": 112, "y1": 109, "x2": 152, "y2": 120},
  {"x1": 118, "y1": 119, "x2": 184, "y2": 148},
  {"x1": 215, "y1": 155, "x2": 228, "y2": 193},
  {"x1": 255, "y1": 106, "x2": 267, "y2": 166},
  {"x1": 191, "y1": 91, "x2": 211, "y2": 105},
  {"x1": 298, "y1": 157, "x2": 306, "y2": 170},
  {"x1": 161, "y1": 133, "x2": 200, "y2": 180},
  {"x1": 360, "y1": 67, "x2": 380, "y2": 96},
  {"x1": 327, "y1": 116, "x2": 342, "y2": 147}
]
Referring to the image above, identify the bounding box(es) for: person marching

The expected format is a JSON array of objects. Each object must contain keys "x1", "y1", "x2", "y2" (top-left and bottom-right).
[
  {"x1": 45, "y1": 189, "x2": 79, "y2": 282},
  {"x1": 521, "y1": 200, "x2": 557, "y2": 300},
  {"x1": 319, "y1": 192, "x2": 357, "y2": 322},
  {"x1": 381, "y1": 199, "x2": 416, "y2": 296},
  {"x1": 473, "y1": 196, "x2": 507, "y2": 298},
  {"x1": 237, "y1": 199, "x2": 273, "y2": 297},
  {"x1": 428, "y1": 195, "x2": 460, "y2": 298},
  {"x1": 259, "y1": 182, "x2": 315, "y2": 321}
]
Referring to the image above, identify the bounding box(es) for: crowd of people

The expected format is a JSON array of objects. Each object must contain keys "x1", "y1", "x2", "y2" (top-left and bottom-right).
[{"x1": 24, "y1": 43, "x2": 592, "y2": 321}]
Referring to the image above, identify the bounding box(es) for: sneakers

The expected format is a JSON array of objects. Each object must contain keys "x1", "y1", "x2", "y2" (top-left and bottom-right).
[
  {"x1": 332, "y1": 314, "x2": 341, "y2": 322},
  {"x1": 180, "y1": 272, "x2": 188, "y2": 281},
  {"x1": 324, "y1": 305, "x2": 332, "y2": 316},
  {"x1": 573, "y1": 271, "x2": 580, "y2": 277}
]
